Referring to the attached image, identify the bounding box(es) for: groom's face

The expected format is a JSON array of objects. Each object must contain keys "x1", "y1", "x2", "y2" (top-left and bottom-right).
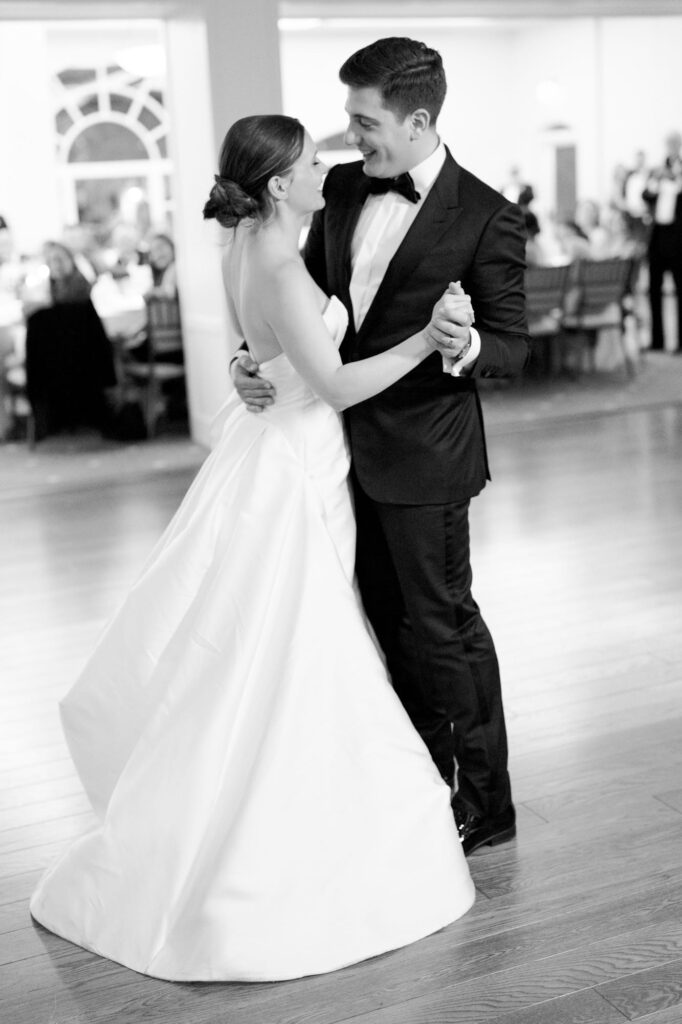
[{"x1": 344, "y1": 86, "x2": 414, "y2": 179}]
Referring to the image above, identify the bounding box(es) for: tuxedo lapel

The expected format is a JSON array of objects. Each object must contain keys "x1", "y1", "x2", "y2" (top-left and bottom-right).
[{"x1": 356, "y1": 151, "x2": 463, "y2": 346}]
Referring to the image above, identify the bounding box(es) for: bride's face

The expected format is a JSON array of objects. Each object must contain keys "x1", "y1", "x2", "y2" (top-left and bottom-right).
[{"x1": 284, "y1": 133, "x2": 327, "y2": 215}]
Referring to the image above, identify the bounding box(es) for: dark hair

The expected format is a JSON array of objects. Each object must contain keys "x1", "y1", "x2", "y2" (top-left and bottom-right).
[
  {"x1": 563, "y1": 220, "x2": 589, "y2": 241},
  {"x1": 523, "y1": 210, "x2": 540, "y2": 239},
  {"x1": 43, "y1": 241, "x2": 92, "y2": 304},
  {"x1": 339, "y1": 37, "x2": 446, "y2": 124},
  {"x1": 203, "y1": 115, "x2": 305, "y2": 228},
  {"x1": 147, "y1": 232, "x2": 176, "y2": 286}
]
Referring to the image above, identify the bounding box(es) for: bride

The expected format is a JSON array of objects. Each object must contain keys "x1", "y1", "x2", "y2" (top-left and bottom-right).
[{"x1": 29, "y1": 114, "x2": 475, "y2": 983}]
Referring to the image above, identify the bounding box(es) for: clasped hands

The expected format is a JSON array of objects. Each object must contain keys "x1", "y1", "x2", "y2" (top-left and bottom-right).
[{"x1": 426, "y1": 281, "x2": 475, "y2": 366}]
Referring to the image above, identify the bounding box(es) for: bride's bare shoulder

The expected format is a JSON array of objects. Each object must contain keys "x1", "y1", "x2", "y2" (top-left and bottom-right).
[{"x1": 260, "y1": 254, "x2": 319, "y2": 308}]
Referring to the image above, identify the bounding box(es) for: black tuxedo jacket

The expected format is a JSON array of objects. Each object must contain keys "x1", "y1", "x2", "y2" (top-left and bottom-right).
[
  {"x1": 643, "y1": 161, "x2": 682, "y2": 235},
  {"x1": 303, "y1": 149, "x2": 530, "y2": 505}
]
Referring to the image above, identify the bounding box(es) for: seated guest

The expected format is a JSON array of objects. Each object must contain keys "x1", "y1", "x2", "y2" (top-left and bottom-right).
[
  {"x1": 575, "y1": 199, "x2": 611, "y2": 259},
  {"x1": 45, "y1": 240, "x2": 92, "y2": 303},
  {"x1": 554, "y1": 219, "x2": 592, "y2": 264},
  {"x1": 0, "y1": 216, "x2": 26, "y2": 440},
  {"x1": 61, "y1": 222, "x2": 106, "y2": 281},
  {"x1": 523, "y1": 209, "x2": 552, "y2": 267},
  {"x1": 601, "y1": 207, "x2": 642, "y2": 259},
  {"x1": 146, "y1": 232, "x2": 178, "y2": 299},
  {"x1": 125, "y1": 232, "x2": 181, "y2": 366},
  {"x1": 108, "y1": 222, "x2": 148, "y2": 283},
  {"x1": 0, "y1": 216, "x2": 25, "y2": 297},
  {"x1": 23, "y1": 241, "x2": 116, "y2": 439}
]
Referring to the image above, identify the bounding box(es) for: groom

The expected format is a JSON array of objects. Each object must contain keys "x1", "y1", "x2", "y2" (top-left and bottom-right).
[{"x1": 232, "y1": 37, "x2": 529, "y2": 855}]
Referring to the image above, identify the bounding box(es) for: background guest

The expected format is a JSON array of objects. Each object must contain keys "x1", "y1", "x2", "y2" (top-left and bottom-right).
[
  {"x1": 554, "y1": 219, "x2": 591, "y2": 264},
  {"x1": 501, "y1": 165, "x2": 535, "y2": 209},
  {"x1": 108, "y1": 222, "x2": 150, "y2": 290},
  {"x1": 523, "y1": 208, "x2": 551, "y2": 267},
  {"x1": 621, "y1": 150, "x2": 651, "y2": 250},
  {"x1": 601, "y1": 207, "x2": 641, "y2": 260},
  {"x1": 0, "y1": 215, "x2": 24, "y2": 297},
  {"x1": 62, "y1": 222, "x2": 106, "y2": 281},
  {"x1": 643, "y1": 130, "x2": 682, "y2": 352},
  {"x1": 22, "y1": 241, "x2": 116, "y2": 439},
  {"x1": 146, "y1": 232, "x2": 178, "y2": 299},
  {"x1": 575, "y1": 199, "x2": 611, "y2": 259}
]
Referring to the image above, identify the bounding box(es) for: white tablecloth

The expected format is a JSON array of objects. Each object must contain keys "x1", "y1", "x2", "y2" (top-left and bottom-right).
[{"x1": 91, "y1": 276, "x2": 147, "y2": 340}]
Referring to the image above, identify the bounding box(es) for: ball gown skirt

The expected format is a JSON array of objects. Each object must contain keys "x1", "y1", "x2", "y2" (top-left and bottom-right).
[{"x1": 30, "y1": 298, "x2": 475, "y2": 981}]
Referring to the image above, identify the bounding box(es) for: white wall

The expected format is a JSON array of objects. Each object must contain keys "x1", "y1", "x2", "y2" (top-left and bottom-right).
[
  {"x1": 0, "y1": 23, "x2": 61, "y2": 250},
  {"x1": 506, "y1": 19, "x2": 603, "y2": 216},
  {"x1": 600, "y1": 16, "x2": 682, "y2": 186}
]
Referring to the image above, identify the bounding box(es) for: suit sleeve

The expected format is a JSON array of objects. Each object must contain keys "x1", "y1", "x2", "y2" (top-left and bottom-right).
[{"x1": 466, "y1": 201, "x2": 530, "y2": 378}]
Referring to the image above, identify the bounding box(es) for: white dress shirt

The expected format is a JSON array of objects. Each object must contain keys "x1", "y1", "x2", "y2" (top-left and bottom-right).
[
  {"x1": 655, "y1": 176, "x2": 681, "y2": 225},
  {"x1": 349, "y1": 140, "x2": 480, "y2": 375}
]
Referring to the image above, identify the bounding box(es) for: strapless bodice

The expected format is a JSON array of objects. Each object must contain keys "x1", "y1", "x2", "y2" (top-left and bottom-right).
[{"x1": 255, "y1": 295, "x2": 349, "y2": 405}]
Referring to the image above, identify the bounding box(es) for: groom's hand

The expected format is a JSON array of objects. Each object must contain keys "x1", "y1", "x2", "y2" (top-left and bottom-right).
[
  {"x1": 231, "y1": 352, "x2": 276, "y2": 413},
  {"x1": 426, "y1": 282, "x2": 474, "y2": 361}
]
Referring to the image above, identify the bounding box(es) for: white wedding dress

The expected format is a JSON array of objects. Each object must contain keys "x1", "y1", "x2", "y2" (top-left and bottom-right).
[{"x1": 30, "y1": 297, "x2": 475, "y2": 982}]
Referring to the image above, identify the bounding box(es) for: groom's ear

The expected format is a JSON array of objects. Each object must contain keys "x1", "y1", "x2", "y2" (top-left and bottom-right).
[{"x1": 408, "y1": 108, "x2": 431, "y2": 139}]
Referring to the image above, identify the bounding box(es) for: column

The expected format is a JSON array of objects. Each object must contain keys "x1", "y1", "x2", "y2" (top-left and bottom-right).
[{"x1": 164, "y1": 0, "x2": 282, "y2": 446}]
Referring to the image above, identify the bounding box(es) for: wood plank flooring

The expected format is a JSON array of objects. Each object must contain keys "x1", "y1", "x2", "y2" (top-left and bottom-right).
[{"x1": 1, "y1": 401, "x2": 681, "y2": 1024}]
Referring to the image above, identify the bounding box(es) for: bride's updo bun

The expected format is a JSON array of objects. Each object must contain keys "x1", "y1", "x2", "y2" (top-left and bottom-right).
[
  {"x1": 203, "y1": 175, "x2": 258, "y2": 228},
  {"x1": 203, "y1": 114, "x2": 305, "y2": 227}
]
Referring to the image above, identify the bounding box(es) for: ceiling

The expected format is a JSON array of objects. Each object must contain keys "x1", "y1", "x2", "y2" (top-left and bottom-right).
[{"x1": 279, "y1": 0, "x2": 682, "y2": 17}]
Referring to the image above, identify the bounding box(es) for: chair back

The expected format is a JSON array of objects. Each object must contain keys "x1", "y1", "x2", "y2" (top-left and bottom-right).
[
  {"x1": 146, "y1": 296, "x2": 183, "y2": 358},
  {"x1": 121, "y1": 295, "x2": 185, "y2": 438},
  {"x1": 572, "y1": 258, "x2": 634, "y2": 317},
  {"x1": 524, "y1": 264, "x2": 570, "y2": 321}
]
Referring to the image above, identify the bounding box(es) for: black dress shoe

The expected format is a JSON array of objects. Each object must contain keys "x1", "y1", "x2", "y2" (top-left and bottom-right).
[{"x1": 452, "y1": 803, "x2": 516, "y2": 856}]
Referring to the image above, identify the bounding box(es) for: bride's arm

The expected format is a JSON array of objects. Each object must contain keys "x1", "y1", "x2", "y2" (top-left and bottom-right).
[{"x1": 264, "y1": 263, "x2": 452, "y2": 413}]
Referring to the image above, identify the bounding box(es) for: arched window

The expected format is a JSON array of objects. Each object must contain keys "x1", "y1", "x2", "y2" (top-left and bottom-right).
[
  {"x1": 68, "y1": 123, "x2": 149, "y2": 163},
  {"x1": 53, "y1": 64, "x2": 172, "y2": 230}
]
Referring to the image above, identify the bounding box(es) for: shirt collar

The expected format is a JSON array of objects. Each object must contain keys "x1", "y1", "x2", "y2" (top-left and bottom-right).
[{"x1": 409, "y1": 139, "x2": 447, "y2": 198}]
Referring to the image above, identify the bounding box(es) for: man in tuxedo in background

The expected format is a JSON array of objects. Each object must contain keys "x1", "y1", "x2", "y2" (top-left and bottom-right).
[
  {"x1": 644, "y1": 131, "x2": 682, "y2": 353},
  {"x1": 232, "y1": 37, "x2": 529, "y2": 854}
]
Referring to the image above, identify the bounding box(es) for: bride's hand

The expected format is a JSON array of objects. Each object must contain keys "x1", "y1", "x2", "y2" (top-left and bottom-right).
[
  {"x1": 425, "y1": 281, "x2": 475, "y2": 362},
  {"x1": 231, "y1": 352, "x2": 276, "y2": 413}
]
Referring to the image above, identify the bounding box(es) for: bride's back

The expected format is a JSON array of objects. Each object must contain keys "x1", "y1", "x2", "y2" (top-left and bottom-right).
[{"x1": 223, "y1": 222, "x2": 297, "y2": 366}]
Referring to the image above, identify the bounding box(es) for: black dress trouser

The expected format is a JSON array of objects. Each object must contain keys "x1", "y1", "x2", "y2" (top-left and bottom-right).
[
  {"x1": 353, "y1": 477, "x2": 513, "y2": 821},
  {"x1": 648, "y1": 224, "x2": 682, "y2": 351}
]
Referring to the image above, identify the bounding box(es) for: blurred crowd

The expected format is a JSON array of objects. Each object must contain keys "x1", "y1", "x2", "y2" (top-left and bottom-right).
[
  {"x1": 511, "y1": 129, "x2": 682, "y2": 356},
  {"x1": 0, "y1": 217, "x2": 181, "y2": 442}
]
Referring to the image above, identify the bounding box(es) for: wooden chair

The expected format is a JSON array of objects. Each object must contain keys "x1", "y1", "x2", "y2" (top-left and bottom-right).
[
  {"x1": 524, "y1": 264, "x2": 571, "y2": 375},
  {"x1": 4, "y1": 362, "x2": 36, "y2": 447},
  {"x1": 560, "y1": 258, "x2": 636, "y2": 376},
  {"x1": 122, "y1": 296, "x2": 186, "y2": 438}
]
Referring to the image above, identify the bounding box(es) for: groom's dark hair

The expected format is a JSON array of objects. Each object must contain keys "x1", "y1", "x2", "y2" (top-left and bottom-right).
[{"x1": 339, "y1": 37, "x2": 446, "y2": 124}]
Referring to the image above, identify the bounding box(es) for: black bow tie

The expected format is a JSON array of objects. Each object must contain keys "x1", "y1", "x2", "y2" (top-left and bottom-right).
[{"x1": 366, "y1": 172, "x2": 421, "y2": 204}]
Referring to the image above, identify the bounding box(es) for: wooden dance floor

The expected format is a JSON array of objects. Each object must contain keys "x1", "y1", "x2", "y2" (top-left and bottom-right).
[{"x1": 1, "y1": 398, "x2": 682, "y2": 1023}]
